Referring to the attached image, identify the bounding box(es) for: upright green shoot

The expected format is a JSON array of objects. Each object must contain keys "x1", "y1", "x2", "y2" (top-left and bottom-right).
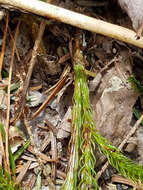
[{"x1": 61, "y1": 42, "x2": 143, "y2": 190}]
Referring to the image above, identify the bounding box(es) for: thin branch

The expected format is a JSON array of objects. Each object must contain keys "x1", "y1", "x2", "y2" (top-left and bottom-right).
[
  {"x1": 0, "y1": 13, "x2": 8, "y2": 81},
  {"x1": 50, "y1": 130, "x2": 57, "y2": 182},
  {"x1": 11, "y1": 19, "x2": 47, "y2": 124},
  {"x1": 16, "y1": 160, "x2": 32, "y2": 184},
  {"x1": 1, "y1": 0, "x2": 143, "y2": 48},
  {"x1": 31, "y1": 65, "x2": 70, "y2": 120},
  {"x1": 8, "y1": 26, "x2": 21, "y2": 62},
  {"x1": 5, "y1": 20, "x2": 21, "y2": 172}
]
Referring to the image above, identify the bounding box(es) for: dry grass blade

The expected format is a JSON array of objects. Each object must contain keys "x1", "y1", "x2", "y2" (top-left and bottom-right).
[{"x1": 5, "y1": 20, "x2": 21, "y2": 172}]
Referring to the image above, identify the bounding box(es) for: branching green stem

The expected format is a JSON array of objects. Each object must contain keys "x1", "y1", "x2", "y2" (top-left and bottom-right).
[{"x1": 61, "y1": 47, "x2": 143, "y2": 190}]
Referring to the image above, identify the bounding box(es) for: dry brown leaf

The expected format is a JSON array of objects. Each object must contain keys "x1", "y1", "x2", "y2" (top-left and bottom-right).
[
  {"x1": 91, "y1": 50, "x2": 138, "y2": 165},
  {"x1": 118, "y1": 0, "x2": 143, "y2": 31}
]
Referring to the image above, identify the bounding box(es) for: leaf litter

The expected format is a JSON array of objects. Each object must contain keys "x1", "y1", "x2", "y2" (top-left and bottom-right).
[{"x1": 0, "y1": 0, "x2": 143, "y2": 189}]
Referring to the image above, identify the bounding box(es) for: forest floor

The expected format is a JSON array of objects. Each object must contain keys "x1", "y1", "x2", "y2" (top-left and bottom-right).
[{"x1": 0, "y1": 0, "x2": 143, "y2": 190}]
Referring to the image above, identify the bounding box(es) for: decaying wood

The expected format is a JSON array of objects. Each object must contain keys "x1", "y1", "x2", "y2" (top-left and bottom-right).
[{"x1": 0, "y1": 0, "x2": 143, "y2": 48}]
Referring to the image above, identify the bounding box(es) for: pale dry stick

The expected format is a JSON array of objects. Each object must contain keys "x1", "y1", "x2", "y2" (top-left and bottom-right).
[
  {"x1": 16, "y1": 162, "x2": 39, "y2": 173},
  {"x1": 50, "y1": 131, "x2": 57, "y2": 182},
  {"x1": 27, "y1": 145, "x2": 56, "y2": 162},
  {"x1": 8, "y1": 26, "x2": 21, "y2": 62},
  {"x1": 45, "y1": 65, "x2": 71, "y2": 95},
  {"x1": 10, "y1": 19, "x2": 47, "y2": 124},
  {"x1": 5, "y1": 20, "x2": 21, "y2": 172},
  {"x1": 21, "y1": 155, "x2": 37, "y2": 162},
  {"x1": 16, "y1": 160, "x2": 32, "y2": 184},
  {"x1": 96, "y1": 114, "x2": 143, "y2": 180},
  {"x1": 118, "y1": 115, "x2": 143, "y2": 150},
  {"x1": 1, "y1": 0, "x2": 143, "y2": 48},
  {"x1": 99, "y1": 57, "x2": 118, "y2": 73},
  {"x1": 40, "y1": 134, "x2": 51, "y2": 152},
  {"x1": 0, "y1": 13, "x2": 8, "y2": 81},
  {"x1": 0, "y1": 130, "x2": 5, "y2": 165},
  {"x1": 57, "y1": 170, "x2": 66, "y2": 179}
]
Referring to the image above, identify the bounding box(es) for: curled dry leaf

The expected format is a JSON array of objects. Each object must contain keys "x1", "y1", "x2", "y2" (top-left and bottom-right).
[
  {"x1": 9, "y1": 125, "x2": 22, "y2": 139},
  {"x1": 9, "y1": 125, "x2": 25, "y2": 153}
]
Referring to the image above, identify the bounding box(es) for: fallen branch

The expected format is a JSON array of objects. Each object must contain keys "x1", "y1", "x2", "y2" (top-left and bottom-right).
[{"x1": 0, "y1": 0, "x2": 143, "y2": 48}]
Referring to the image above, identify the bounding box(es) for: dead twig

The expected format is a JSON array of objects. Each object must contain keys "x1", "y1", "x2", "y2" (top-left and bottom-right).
[
  {"x1": 0, "y1": 13, "x2": 8, "y2": 81},
  {"x1": 96, "y1": 114, "x2": 143, "y2": 180},
  {"x1": 45, "y1": 120, "x2": 58, "y2": 136},
  {"x1": 5, "y1": 20, "x2": 21, "y2": 172},
  {"x1": 10, "y1": 19, "x2": 47, "y2": 124},
  {"x1": 16, "y1": 160, "x2": 32, "y2": 184},
  {"x1": 8, "y1": 26, "x2": 21, "y2": 62},
  {"x1": 1, "y1": 0, "x2": 143, "y2": 48},
  {"x1": 50, "y1": 131, "x2": 57, "y2": 182},
  {"x1": 27, "y1": 145, "x2": 57, "y2": 163},
  {"x1": 31, "y1": 65, "x2": 70, "y2": 120},
  {"x1": 0, "y1": 128, "x2": 5, "y2": 166}
]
